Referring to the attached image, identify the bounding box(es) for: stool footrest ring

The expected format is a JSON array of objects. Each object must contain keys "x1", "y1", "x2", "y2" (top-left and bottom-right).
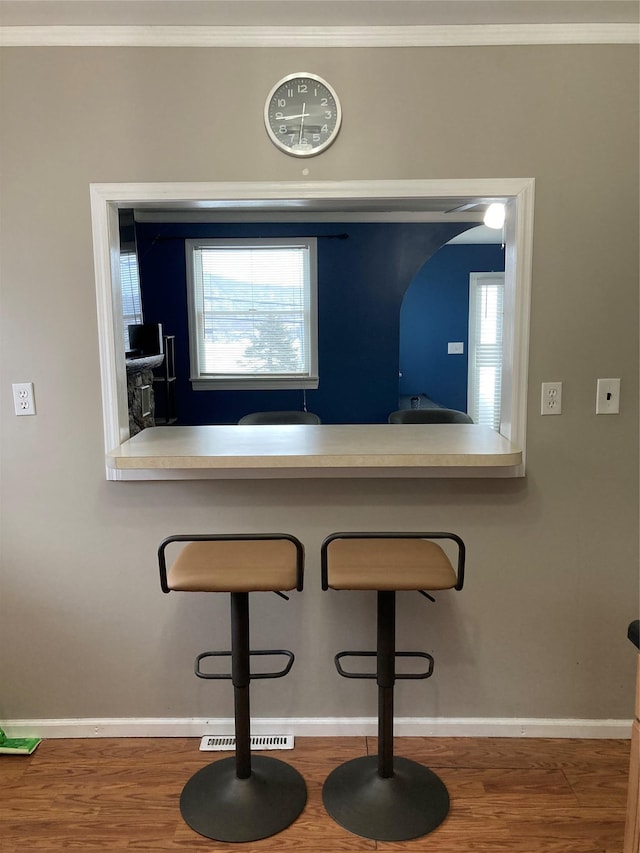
[
  {"x1": 334, "y1": 650, "x2": 434, "y2": 680},
  {"x1": 195, "y1": 649, "x2": 295, "y2": 680}
]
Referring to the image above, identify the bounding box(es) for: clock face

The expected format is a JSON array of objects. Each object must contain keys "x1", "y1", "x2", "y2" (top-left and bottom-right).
[{"x1": 264, "y1": 73, "x2": 341, "y2": 157}]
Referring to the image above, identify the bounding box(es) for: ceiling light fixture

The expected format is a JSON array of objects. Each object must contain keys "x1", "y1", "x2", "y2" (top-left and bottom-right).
[{"x1": 484, "y1": 203, "x2": 506, "y2": 229}]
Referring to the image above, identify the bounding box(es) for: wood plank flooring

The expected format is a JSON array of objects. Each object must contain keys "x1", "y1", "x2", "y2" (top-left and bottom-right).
[{"x1": 0, "y1": 736, "x2": 630, "y2": 852}]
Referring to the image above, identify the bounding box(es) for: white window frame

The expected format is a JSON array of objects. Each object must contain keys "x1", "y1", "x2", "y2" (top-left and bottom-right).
[
  {"x1": 185, "y1": 237, "x2": 318, "y2": 390},
  {"x1": 90, "y1": 178, "x2": 534, "y2": 478},
  {"x1": 468, "y1": 272, "x2": 505, "y2": 429}
]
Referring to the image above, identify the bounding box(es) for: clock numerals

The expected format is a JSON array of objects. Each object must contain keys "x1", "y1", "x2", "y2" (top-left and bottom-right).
[{"x1": 264, "y1": 73, "x2": 342, "y2": 157}]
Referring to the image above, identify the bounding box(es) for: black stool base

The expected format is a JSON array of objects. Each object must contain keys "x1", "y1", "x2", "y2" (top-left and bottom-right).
[
  {"x1": 322, "y1": 754, "x2": 449, "y2": 841},
  {"x1": 180, "y1": 754, "x2": 307, "y2": 842}
]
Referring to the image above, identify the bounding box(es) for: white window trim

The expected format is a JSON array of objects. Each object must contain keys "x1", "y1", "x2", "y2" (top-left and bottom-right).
[
  {"x1": 185, "y1": 237, "x2": 319, "y2": 390},
  {"x1": 90, "y1": 178, "x2": 534, "y2": 478}
]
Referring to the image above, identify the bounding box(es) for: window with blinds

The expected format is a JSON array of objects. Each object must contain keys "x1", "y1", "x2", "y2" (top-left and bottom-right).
[
  {"x1": 185, "y1": 238, "x2": 318, "y2": 390},
  {"x1": 120, "y1": 251, "x2": 143, "y2": 350},
  {"x1": 467, "y1": 273, "x2": 505, "y2": 429}
]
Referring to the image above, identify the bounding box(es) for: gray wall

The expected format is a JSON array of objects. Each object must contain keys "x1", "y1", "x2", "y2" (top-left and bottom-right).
[{"x1": 1, "y1": 45, "x2": 638, "y2": 725}]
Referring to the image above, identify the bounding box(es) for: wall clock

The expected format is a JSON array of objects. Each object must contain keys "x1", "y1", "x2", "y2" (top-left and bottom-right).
[{"x1": 264, "y1": 73, "x2": 342, "y2": 157}]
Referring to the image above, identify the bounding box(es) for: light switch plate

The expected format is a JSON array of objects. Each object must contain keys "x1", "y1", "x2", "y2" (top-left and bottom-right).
[
  {"x1": 596, "y1": 378, "x2": 620, "y2": 414},
  {"x1": 448, "y1": 342, "x2": 464, "y2": 354}
]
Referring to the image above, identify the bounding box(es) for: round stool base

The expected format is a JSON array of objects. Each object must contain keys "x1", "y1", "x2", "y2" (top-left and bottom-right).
[
  {"x1": 180, "y1": 754, "x2": 307, "y2": 842},
  {"x1": 322, "y1": 754, "x2": 449, "y2": 841}
]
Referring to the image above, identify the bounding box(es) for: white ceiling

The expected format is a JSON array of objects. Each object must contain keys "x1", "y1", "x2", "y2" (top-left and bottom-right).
[{"x1": 1, "y1": 0, "x2": 638, "y2": 27}]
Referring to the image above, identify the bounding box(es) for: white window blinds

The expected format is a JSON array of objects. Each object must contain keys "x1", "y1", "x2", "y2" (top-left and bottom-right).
[
  {"x1": 186, "y1": 238, "x2": 318, "y2": 390},
  {"x1": 468, "y1": 273, "x2": 504, "y2": 429},
  {"x1": 120, "y1": 251, "x2": 143, "y2": 349}
]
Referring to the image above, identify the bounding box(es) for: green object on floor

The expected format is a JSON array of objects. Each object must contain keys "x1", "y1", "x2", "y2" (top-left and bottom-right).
[{"x1": 0, "y1": 726, "x2": 41, "y2": 755}]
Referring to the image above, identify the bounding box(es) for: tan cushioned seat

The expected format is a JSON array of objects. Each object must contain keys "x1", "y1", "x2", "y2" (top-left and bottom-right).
[
  {"x1": 325, "y1": 538, "x2": 457, "y2": 591},
  {"x1": 167, "y1": 539, "x2": 300, "y2": 592}
]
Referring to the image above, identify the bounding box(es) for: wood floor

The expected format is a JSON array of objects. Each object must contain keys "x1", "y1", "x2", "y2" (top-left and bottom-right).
[{"x1": 0, "y1": 736, "x2": 630, "y2": 852}]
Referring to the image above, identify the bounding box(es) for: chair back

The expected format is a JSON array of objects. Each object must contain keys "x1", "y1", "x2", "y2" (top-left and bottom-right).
[
  {"x1": 238, "y1": 411, "x2": 321, "y2": 425},
  {"x1": 388, "y1": 408, "x2": 473, "y2": 424}
]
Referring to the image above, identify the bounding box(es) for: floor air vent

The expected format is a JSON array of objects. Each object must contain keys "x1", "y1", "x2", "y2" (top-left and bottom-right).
[{"x1": 199, "y1": 734, "x2": 294, "y2": 752}]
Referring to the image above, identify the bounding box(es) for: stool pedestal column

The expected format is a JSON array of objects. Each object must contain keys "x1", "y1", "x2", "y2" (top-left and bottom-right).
[
  {"x1": 322, "y1": 590, "x2": 450, "y2": 841},
  {"x1": 377, "y1": 591, "x2": 395, "y2": 778},
  {"x1": 231, "y1": 592, "x2": 251, "y2": 780},
  {"x1": 179, "y1": 592, "x2": 307, "y2": 843}
]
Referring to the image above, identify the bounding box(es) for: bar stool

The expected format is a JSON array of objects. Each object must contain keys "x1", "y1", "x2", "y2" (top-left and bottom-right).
[
  {"x1": 158, "y1": 533, "x2": 307, "y2": 842},
  {"x1": 320, "y1": 531, "x2": 465, "y2": 842}
]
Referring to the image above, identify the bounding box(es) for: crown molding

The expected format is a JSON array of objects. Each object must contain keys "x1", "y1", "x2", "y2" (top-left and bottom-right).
[{"x1": 1, "y1": 23, "x2": 638, "y2": 48}]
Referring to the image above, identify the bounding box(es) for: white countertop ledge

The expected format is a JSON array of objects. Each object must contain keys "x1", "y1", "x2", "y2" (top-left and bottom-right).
[{"x1": 107, "y1": 424, "x2": 524, "y2": 480}]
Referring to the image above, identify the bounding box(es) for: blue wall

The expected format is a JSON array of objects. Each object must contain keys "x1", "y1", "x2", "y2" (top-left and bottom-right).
[
  {"x1": 399, "y1": 243, "x2": 505, "y2": 412},
  {"x1": 135, "y1": 221, "x2": 488, "y2": 424}
]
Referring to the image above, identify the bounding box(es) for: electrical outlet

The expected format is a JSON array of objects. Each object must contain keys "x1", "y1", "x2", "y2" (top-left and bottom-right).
[
  {"x1": 541, "y1": 381, "x2": 562, "y2": 415},
  {"x1": 12, "y1": 382, "x2": 36, "y2": 416}
]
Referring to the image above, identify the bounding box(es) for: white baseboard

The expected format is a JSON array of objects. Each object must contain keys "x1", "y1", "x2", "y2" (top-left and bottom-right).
[{"x1": 2, "y1": 716, "x2": 632, "y2": 740}]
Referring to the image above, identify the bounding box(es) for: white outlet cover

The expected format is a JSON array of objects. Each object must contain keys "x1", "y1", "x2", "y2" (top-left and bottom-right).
[
  {"x1": 12, "y1": 382, "x2": 36, "y2": 416},
  {"x1": 541, "y1": 381, "x2": 562, "y2": 415},
  {"x1": 448, "y1": 342, "x2": 464, "y2": 354}
]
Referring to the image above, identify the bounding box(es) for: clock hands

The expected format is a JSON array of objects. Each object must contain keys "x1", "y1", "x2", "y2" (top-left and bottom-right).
[
  {"x1": 283, "y1": 111, "x2": 311, "y2": 120},
  {"x1": 298, "y1": 103, "x2": 307, "y2": 144}
]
